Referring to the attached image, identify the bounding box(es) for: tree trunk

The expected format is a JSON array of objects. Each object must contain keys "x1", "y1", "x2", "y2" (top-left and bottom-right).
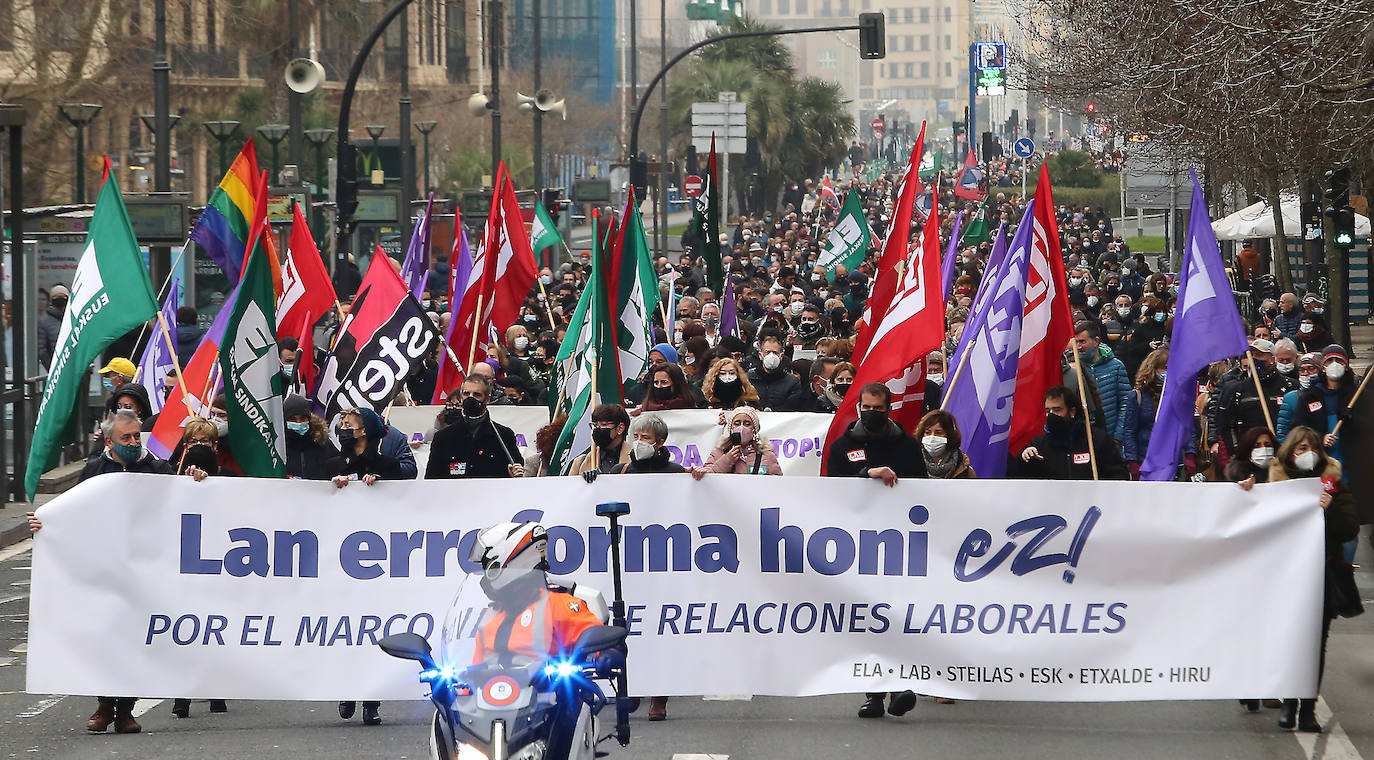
[
  {"x1": 1266, "y1": 175, "x2": 1293, "y2": 292},
  {"x1": 1326, "y1": 224, "x2": 1349, "y2": 349}
]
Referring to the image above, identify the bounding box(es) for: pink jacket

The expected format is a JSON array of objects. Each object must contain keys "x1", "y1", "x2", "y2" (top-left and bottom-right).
[{"x1": 704, "y1": 441, "x2": 783, "y2": 475}]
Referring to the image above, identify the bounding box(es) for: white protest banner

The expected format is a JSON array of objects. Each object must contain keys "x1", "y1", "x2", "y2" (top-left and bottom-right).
[
  {"x1": 386, "y1": 406, "x2": 830, "y2": 476},
  {"x1": 28, "y1": 473, "x2": 1324, "y2": 701}
]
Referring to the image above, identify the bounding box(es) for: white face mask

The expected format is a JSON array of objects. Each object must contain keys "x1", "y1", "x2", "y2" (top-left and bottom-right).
[
  {"x1": 212, "y1": 417, "x2": 229, "y2": 438},
  {"x1": 1294, "y1": 450, "x2": 1320, "y2": 472},
  {"x1": 631, "y1": 440, "x2": 657, "y2": 462},
  {"x1": 1087, "y1": 296, "x2": 1100, "y2": 307},
  {"x1": 789, "y1": 302, "x2": 804, "y2": 316},
  {"x1": 1299, "y1": 323, "x2": 1314, "y2": 334},
  {"x1": 1299, "y1": 374, "x2": 1313, "y2": 388},
  {"x1": 927, "y1": 373, "x2": 945, "y2": 385},
  {"x1": 1275, "y1": 361, "x2": 1294, "y2": 374},
  {"x1": 1117, "y1": 307, "x2": 1131, "y2": 318},
  {"x1": 1326, "y1": 363, "x2": 1347, "y2": 380},
  {"x1": 1069, "y1": 277, "x2": 1084, "y2": 287},
  {"x1": 922, "y1": 435, "x2": 947, "y2": 455},
  {"x1": 718, "y1": 372, "x2": 738, "y2": 383},
  {"x1": 513, "y1": 336, "x2": 529, "y2": 351},
  {"x1": 762, "y1": 353, "x2": 782, "y2": 371},
  {"x1": 1250, "y1": 446, "x2": 1274, "y2": 467}
]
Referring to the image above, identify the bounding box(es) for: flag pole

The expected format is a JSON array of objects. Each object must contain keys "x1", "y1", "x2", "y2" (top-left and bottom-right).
[
  {"x1": 199, "y1": 353, "x2": 222, "y2": 415},
  {"x1": 154, "y1": 311, "x2": 191, "y2": 409},
  {"x1": 1070, "y1": 343, "x2": 1100, "y2": 481},
  {"x1": 536, "y1": 276, "x2": 559, "y2": 332},
  {"x1": 1245, "y1": 353, "x2": 1277, "y2": 434},
  {"x1": 1332, "y1": 366, "x2": 1373, "y2": 436},
  {"x1": 466, "y1": 293, "x2": 487, "y2": 372},
  {"x1": 940, "y1": 336, "x2": 978, "y2": 410}
]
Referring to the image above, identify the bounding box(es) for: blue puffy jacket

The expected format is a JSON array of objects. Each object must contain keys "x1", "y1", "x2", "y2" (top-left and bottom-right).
[
  {"x1": 1083, "y1": 345, "x2": 1132, "y2": 441},
  {"x1": 1121, "y1": 388, "x2": 1197, "y2": 463}
]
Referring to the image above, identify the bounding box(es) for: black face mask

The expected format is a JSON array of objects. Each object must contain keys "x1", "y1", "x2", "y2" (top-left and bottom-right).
[
  {"x1": 182, "y1": 443, "x2": 219, "y2": 474},
  {"x1": 832, "y1": 382, "x2": 852, "y2": 397},
  {"x1": 591, "y1": 427, "x2": 615, "y2": 448},
  {"x1": 715, "y1": 381, "x2": 743, "y2": 403},
  {"x1": 443, "y1": 407, "x2": 462, "y2": 426},
  {"x1": 338, "y1": 428, "x2": 357, "y2": 445},
  {"x1": 797, "y1": 322, "x2": 821, "y2": 338},
  {"x1": 461, "y1": 396, "x2": 486, "y2": 418},
  {"x1": 860, "y1": 409, "x2": 888, "y2": 432},
  {"x1": 50, "y1": 298, "x2": 68, "y2": 312},
  {"x1": 528, "y1": 356, "x2": 546, "y2": 371},
  {"x1": 651, "y1": 385, "x2": 674, "y2": 400},
  {"x1": 1044, "y1": 412, "x2": 1073, "y2": 438}
]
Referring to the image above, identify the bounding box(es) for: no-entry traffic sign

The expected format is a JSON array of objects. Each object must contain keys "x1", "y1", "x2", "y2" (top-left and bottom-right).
[{"x1": 684, "y1": 175, "x2": 704, "y2": 197}]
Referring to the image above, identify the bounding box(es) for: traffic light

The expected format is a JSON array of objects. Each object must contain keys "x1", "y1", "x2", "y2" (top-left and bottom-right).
[
  {"x1": 1085, "y1": 102, "x2": 1096, "y2": 114},
  {"x1": 858, "y1": 13, "x2": 886, "y2": 59},
  {"x1": 952, "y1": 120, "x2": 966, "y2": 138},
  {"x1": 685, "y1": 145, "x2": 698, "y2": 176},
  {"x1": 336, "y1": 141, "x2": 359, "y2": 223},
  {"x1": 1324, "y1": 168, "x2": 1355, "y2": 248},
  {"x1": 542, "y1": 188, "x2": 562, "y2": 224},
  {"x1": 1025, "y1": 117, "x2": 1035, "y2": 137}
]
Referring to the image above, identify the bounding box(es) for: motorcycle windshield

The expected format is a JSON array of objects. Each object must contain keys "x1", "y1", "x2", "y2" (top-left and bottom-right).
[{"x1": 437, "y1": 566, "x2": 561, "y2": 678}]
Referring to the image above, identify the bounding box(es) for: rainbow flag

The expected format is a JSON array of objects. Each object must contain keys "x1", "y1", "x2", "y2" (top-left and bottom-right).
[{"x1": 190, "y1": 138, "x2": 261, "y2": 283}]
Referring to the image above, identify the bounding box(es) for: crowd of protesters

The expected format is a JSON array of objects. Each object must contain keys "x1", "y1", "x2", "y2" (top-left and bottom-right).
[{"x1": 25, "y1": 144, "x2": 1368, "y2": 735}]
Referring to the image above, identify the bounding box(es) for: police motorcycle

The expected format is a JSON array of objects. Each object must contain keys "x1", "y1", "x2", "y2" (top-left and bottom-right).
[{"x1": 379, "y1": 502, "x2": 634, "y2": 760}]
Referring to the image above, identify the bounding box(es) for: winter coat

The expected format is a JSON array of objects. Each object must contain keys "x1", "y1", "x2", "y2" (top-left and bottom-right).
[
  {"x1": 176, "y1": 323, "x2": 206, "y2": 361},
  {"x1": 1077, "y1": 346, "x2": 1131, "y2": 440},
  {"x1": 425, "y1": 415, "x2": 520, "y2": 479},
  {"x1": 79, "y1": 449, "x2": 175, "y2": 481},
  {"x1": 326, "y1": 444, "x2": 404, "y2": 482},
  {"x1": 748, "y1": 366, "x2": 805, "y2": 412},
  {"x1": 1268, "y1": 458, "x2": 1358, "y2": 560},
  {"x1": 924, "y1": 450, "x2": 976, "y2": 479},
  {"x1": 1279, "y1": 377, "x2": 1355, "y2": 440},
  {"x1": 1011, "y1": 421, "x2": 1129, "y2": 480},
  {"x1": 1216, "y1": 368, "x2": 1297, "y2": 451},
  {"x1": 379, "y1": 425, "x2": 419, "y2": 479},
  {"x1": 704, "y1": 437, "x2": 783, "y2": 475},
  {"x1": 1272, "y1": 308, "x2": 1305, "y2": 340},
  {"x1": 1121, "y1": 388, "x2": 1197, "y2": 462},
  {"x1": 825, "y1": 419, "x2": 926, "y2": 479},
  {"x1": 570, "y1": 439, "x2": 632, "y2": 476},
  {"x1": 36, "y1": 305, "x2": 64, "y2": 369},
  {"x1": 286, "y1": 431, "x2": 338, "y2": 480}
]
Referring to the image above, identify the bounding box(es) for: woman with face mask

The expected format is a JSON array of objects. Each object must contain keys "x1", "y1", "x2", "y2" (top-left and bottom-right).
[
  {"x1": 1238, "y1": 426, "x2": 1358, "y2": 733},
  {"x1": 282, "y1": 394, "x2": 338, "y2": 480},
  {"x1": 1120, "y1": 349, "x2": 1196, "y2": 480},
  {"x1": 692, "y1": 406, "x2": 783, "y2": 477},
  {"x1": 915, "y1": 410, "x2": 975, "y2": 480},
  {"x1": 701, "y1": 357, "x2": 761, "y2": 409},
  {"x1": 636, "y1": 362, "x2": 699, "y2": 413}
]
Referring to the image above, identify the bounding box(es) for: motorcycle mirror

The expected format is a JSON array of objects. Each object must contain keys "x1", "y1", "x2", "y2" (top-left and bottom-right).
[
  {"x1": 571, "y1": 625, "x2": 628, "y2": 660},
  {"x1": 378, "y1": 632, "x2": 436, "y2": 669}
]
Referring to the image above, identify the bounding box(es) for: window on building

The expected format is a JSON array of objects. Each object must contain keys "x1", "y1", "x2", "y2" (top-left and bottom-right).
[
  {"x1": 183, "y1": 1, "x2": 193, "y2": 42},
  {"x1": 944, "y1": 34, "x2": 951, "y2": 50},
  {"x1": 796, "y1": 0, "x2": 807, "y2": 13},
  {"x1": 903, "y1": 35, "x2": 913, "y2": 51},
  {"x1": 921, "y1": 62, "x2": 930, "y2": 78},
  {"x1": 819, "y1": 49, "x2": 837, "y2": 69},
  {"x1": 0, "y1": 0, "x2": 12, "y2": 50},
  {"x1": 944, "y1": 6, "x2": 951, "y2": 21},
  {"x1": 919, "y1": 34, "x2": 929, "y2": 50},
  {"x1": 859, "y1": 87, "x2": 873, "y2": 98},
  {"x1": 903, "y1": 7, "x2": 913, "y2": 22},
  {"x1": 945, "y1": 61, "x2": 952, "y2": 77},
  {"x1": 760, "y1": 0, "x2": 772, "y2": 13},
  {"x1": 860, "y1": 60, "x2": 873, "y2": 85},
  {"x1": 445, "y1": 0, "x2": 468, "y2": 80},
  {"x1": 838, "y1": 0, "x2": 850, "y2": 14},
  {"x1": 904, "y1": 62, "x2": 913, "y2": 78},
  {"x1": 918, "y1": 7, "x2": 928, "y2": 22},
  {"x1": 888, "y1": 35, "x2": 896, "y2": 51},
  {"x1": 819, "y1": 0, "x2": 832, "y2": 16},
  {"x1": 778, "y1": 0, "x2": 789, "y2": 14},
  {"x1": 206, "y1": 0, "x2": 217, "y2": 47}
]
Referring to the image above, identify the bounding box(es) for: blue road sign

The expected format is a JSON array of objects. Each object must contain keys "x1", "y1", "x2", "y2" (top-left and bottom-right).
[{"x1": 1013, "y1": 137, "x2": 1035, "y2": 158}]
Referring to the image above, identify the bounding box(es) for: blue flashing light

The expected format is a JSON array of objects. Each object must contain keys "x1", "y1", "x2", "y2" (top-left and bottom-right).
[{"x1": 542, "y1": 660, "x2": 581, "y2": 679}]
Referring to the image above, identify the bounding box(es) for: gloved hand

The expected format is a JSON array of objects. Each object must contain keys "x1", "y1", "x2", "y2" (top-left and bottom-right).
[{"x1": 582, "y1": 469, "x2": 599, "y2": 483}]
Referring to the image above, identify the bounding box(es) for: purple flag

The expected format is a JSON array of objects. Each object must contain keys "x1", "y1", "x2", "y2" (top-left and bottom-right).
[
  {"x1": 943, "y1": 209, "x2": 1032, "y2": 478},
  {"x1": 441, "y1": 224, "x2": 475, "y2": 352},
  {"x1": 950, "y1": 221, "x2": 1009, "y2": 371},
  {"x1": 1140, "y1": 170, "x2": 1248, "y2": 480},
  {"x1": 940, "y1": 211, "x2": 965, "y2": 300},
  {"x1": 399, "y1": 194, "x2": 435, "y2": 299},
  {"x1": 136, "y1": 273, "x2": 181, "y2": 414},
  {"x1": 719, "y1": 276, "x2": 738, "y2": 339}
]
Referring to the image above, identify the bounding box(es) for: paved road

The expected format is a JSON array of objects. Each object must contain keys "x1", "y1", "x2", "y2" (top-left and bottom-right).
[{"x1": 4, "y1": 535, "x2": 1374, "y2": 759}]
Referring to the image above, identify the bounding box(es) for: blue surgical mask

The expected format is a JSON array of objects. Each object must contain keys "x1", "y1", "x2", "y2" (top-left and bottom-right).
[
  {"x1": 1154, "y1": 312, "x2": 1166, "y2": 323},
  {"x1": 1158, "y1": 370, "x2": 1167, "y2": 383},
  {"x1": 102, "y1": 377, "x2": 116, "y2": 393},
  {"x1": 286, "y1": 421, "x2": 310, "y2": 436}
]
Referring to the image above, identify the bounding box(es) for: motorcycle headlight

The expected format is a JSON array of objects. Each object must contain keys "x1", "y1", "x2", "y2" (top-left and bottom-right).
[
  {"x1": 509, "y1": 739, "x2": 547, "y2": 760},
  {"x1": 457, "y1": 743, "x2": 490, "y2": 760},
  {"x1": 541, "y1": 659, "x2": 581, "y2": 680}
]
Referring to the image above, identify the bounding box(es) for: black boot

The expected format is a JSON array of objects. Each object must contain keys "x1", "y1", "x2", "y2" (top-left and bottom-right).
[
  {"x1": 1239, "y1": 699, "x2": 1259, "y2": 713},
  {"x1": 1297, "y1": 699, "x2": 1321, "y2": 733},
  {"x1": 209, "y1": 699, "x2": 228, "y2": 713},
  {"x1": 1278, "y1": 699, "x2": 1298, "y2": 731},
  {"x1": 338, "y1": 701, "x2": 356, "y2": 720},
  {"x1": 887, "y1": 690, "x2": 917, "y2": 716},
  {"x1": 362, "y1": 702, "x2": 382, "y2": 726},
  {"x1": 172, "y1": 698, "x2": 191, "y2": 718},
  {"x1": 857, "y1": 693, "x2": 885, "y2": 718}
]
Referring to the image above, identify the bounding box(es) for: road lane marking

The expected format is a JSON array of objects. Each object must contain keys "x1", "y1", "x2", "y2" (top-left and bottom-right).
[
  {"x1": 0, "y1": 593, "x2": 27, "y2": 605},
  {"x1": 18, "y1": 696, "x2": 64, "y2": 718},
  {"x1": 673, "y1": 755, "x2": 729, "y2": 760},
  {"x1": 10, "y1": 641, "x2": 26, "y2": 653},
  {"x1": 131, "y1": 699, "x2": 164, "y2": 717},
  {"x1": 0, "y1": 540, "x2": 33, "y2": 563},
  {"x1": 1296, "y1": 697, "x2": 1363, "y2": 760},
  {"x1": 0, "y1": 657, "x2": 14, "y2": 666},
  {"x1": 702, "y1": 695, "x2": 753, "y2": 701}
]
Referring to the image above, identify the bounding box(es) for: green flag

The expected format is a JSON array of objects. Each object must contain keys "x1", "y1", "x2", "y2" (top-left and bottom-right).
[
  {"x1": 692, "y1": 136, "x2": 723, "y2": 296},
  {"x1": 610, "y1": 198, "x2": 661, "y2": 390},
  {"x1": 25, "y1": 172, "x2": 158, "y2": 498},
  {"x1": 960, "y1": 196, "x2": 996, "y2": 247},
  {"x1": 219, "y1": 235, "x2": 286, "y2": 477},
  {"x1": 918, "y1": 149, "x2": 944, "y2": 180},
  {"x1": 530, "y1": 201, "x2": 563, "y2": 258},
  {"x1": 548, "y1": 214, "x2": 620, "y2": 474},
  {"x1": 816, "y1": 191, "x2": 873, "y2": 278}
]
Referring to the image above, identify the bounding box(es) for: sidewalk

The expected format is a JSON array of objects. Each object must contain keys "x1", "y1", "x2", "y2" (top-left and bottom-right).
[
  {"x1": 1350, "y1": 322, "x2": 1373, "y2": 374},
  {"x1": 0, "y1": 494, "x2": 50, "y2": 549}
]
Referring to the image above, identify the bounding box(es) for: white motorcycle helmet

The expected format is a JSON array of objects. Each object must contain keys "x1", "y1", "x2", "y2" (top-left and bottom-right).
[{"x1": 470, "y1": 522, "x2": 549, "y2": 591}]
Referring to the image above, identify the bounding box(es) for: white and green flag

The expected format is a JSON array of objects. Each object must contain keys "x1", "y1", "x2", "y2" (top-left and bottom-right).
[
  {"x1": 817, "y1": 190, "x2": 873, "y2": 277},
  {"x1": 609, "y1": 197, "x2": 660, "y2": 390},
  {"x1": 529, "y1": 201, "x2": 563, "y2": 259},
  {"x1": 918, "y1": 149, "x2": 944, "y2": 179},
  {"x1": 548, "y1": 217, "x2": 620, "y2": 474},
  {"x1": 25, "y1": 170, "x2": 159, "y2": 498},
  {"x1": 219, "y1": 229, "x2": 286, "y2": 478}
]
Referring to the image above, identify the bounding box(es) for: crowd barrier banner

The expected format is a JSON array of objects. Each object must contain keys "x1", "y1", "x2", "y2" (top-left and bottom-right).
[
  {"x1": 387, "y1": 406, "x2": 832, "y2": 476},
  {"x1": 28, "y1": 473, "x2": 1324, "y2": 701}
]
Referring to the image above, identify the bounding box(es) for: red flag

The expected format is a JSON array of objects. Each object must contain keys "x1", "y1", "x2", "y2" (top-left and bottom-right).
[
  {"x1": 821, "y1": 195, "x2": 944, "y2": 474},
  {"x1": 446, "y1": 164, "x2": 507, "y2": 378},
  {"x1": 1008, "y1": 163, "x2": 1074, "y2": 451},
  {"x1": 853, "y1": 122, "x2": 925, "y2": 362},
  {"x1": 485, "y1": 161, "x2": 539, "y2": 340},
  {"x1": 277, "y1": 201, "x2": 338, "y2": 340},
  {"x1": 820, "y1": 177, "x2": 840, "y2": 210},
  {"x1": 954, "y1": 147, "x2": 988, "y2": 201},
  {"x1": 295, "y1": 313, "x2": 317, "y2": 396},
  {"x1": 241, "y1": 170, "x2": 284, "y2": 299}
]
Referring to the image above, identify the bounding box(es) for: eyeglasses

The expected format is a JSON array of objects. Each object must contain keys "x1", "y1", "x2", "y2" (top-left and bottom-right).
[{"x1": 186, "y1": 437, "x2": 215, "y2": 446}]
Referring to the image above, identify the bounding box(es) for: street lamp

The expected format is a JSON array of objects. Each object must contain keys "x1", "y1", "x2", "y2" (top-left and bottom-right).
[
  {"x1": 203, "y1": 120, "x2": 241, "y2": 177},
  {"x1": 304, "y1": 127, "x2": 336, "y2": 194},
  {"x1": 257, "y1": 123, "x2": 290, "y2": 184},
  {"x1": 414, "y1": 120, "x2": 437, "y2": 195},
  {"x1": 58, "y1": 102, "x2": 101, "y2": 203},
  {"x1": 364, "y1": 124, "x2": 386, "y2": 185},
  {"x1": 140, "y1": 112, "x2": 182, "y2": 135}
]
